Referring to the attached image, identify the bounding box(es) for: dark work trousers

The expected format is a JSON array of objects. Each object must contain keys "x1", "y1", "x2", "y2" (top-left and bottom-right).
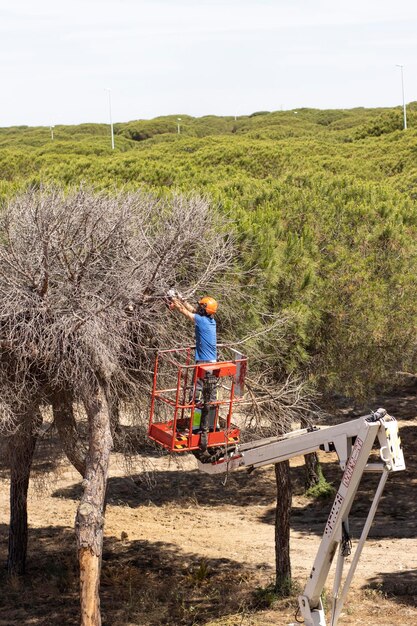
[{"x1": 192, "y1": 361, "x2": 218, "y2": 431}]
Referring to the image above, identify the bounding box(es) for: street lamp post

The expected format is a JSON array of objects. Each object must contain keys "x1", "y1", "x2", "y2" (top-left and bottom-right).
[
  {"x1": 396, "y1": 64, "x2": 407, "y2": 130},
  {"x1": 177, "y1": 118, "x2": 181, "y2": 134},
  {"x1": 50, "y1": 126, "x2": 54, "y2": 141},
  {"x1": 105, "y1": 88, "x2": 115, "y2": 149}
]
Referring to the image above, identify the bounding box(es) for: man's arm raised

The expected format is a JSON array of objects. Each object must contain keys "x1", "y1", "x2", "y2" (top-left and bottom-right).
[{"x1": 171, "y1": 297, "x2": 196, "y2": 323}]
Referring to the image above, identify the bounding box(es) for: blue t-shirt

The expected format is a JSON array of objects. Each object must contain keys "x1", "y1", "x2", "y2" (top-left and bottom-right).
[{"x1": 194, "y1": 314, "x2": 217, "y2": 362}]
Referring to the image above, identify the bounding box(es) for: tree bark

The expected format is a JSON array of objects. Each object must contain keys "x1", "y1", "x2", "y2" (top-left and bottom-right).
[
  {"x1": 75, "y1": 383, "x2": 113, "y2": 626},
  {"x1": 108, "y1": 394, "x2": 122, "y2": 448},
  {"x1": 304, "y1": 451, "x2": 321, "y2": 490},
  {"x1": 52, "y1": 391, "x2": 87, "y2": 477},
  {"x1": 7, "y1": 408, "x2": 42, "y2": 576},
  {"x1": 300, "y1": 415, "x2": 321, "y2": 489},
  {"x1": 274, "y1": 460, "x2": 292, "y2": 594}
]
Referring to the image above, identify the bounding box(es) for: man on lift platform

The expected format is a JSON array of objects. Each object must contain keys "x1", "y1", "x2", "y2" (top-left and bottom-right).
[{"x1": 168, "y1": 293, "x2": 219, "y2": 446}]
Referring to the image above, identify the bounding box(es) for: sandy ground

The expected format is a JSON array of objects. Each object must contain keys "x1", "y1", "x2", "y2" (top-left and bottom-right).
[{"x1": 1, "y1": 393, "x2": 417, "y2": 625}]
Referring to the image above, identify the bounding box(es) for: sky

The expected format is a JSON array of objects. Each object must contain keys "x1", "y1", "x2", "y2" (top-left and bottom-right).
[{"x1": 1, "y1": 0, "x2": 417, "y2": 127}]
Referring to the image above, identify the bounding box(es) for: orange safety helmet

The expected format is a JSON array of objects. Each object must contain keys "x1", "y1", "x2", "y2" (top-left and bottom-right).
[{"x1": 198, "y1": 296, "x2": 218, "y2": 315}]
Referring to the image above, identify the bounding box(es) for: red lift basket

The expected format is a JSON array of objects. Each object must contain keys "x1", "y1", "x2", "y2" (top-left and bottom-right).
[{"x1": 148, "y1": 346, "x2": 247, "y2": 452}]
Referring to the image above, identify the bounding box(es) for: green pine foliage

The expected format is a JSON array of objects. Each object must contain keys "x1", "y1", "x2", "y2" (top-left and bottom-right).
[{"x1": 1, "y1": 106, "x2": 417, "y2": 399}]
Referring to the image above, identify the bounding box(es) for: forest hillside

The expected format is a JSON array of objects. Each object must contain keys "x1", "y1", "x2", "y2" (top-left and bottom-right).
[{"x1": 2, "y1": 105, "x2": 417, "y2": 399}]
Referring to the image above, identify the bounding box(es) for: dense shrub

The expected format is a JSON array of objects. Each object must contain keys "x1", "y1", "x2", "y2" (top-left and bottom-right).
[{"x1": 1, "y1": 105, "x2": 417, "y2": 399}]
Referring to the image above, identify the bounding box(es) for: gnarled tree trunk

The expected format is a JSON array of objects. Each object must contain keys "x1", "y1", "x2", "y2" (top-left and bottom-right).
[
  {"x1": 7, "y1": 407, "x2": 42, "y2": 575},
  {"x1": 304, "y1": 451, "x2": 321, "y2": 489},
  {"x1": 274, "y1": 460, "x2": 292, "y2": 594},
  {"x1": 52, "y1": 391, "x2": 87, "y2": 477},
  {"x1": 108, "y1": 394, "x2": 123, "y2": 448},
  {"x1": 75, "y1": 383, "x2": 113, "y2": 626}
]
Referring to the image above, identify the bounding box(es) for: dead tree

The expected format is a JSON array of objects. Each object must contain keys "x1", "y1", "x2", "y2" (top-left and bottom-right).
[
  {"x1": 76, "y1": 383, "x2": 112, "y2": 626},
  {"x1": 0, "y1": 186, "x2": 233, "y2": 625},
  {"x1": 52, "y1": 390, "x2": 87, "y2": 477},
  {"x1": 7, "y1": 405, "x2": 42, "y2": 575}
]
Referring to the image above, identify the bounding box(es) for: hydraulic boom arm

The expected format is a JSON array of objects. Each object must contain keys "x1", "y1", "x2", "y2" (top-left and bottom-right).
[{"x1": 196, "y1": 409, "x2": 405, "y2": 626}]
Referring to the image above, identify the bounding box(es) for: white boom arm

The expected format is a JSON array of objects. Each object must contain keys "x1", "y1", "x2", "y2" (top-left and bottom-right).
[{"x1": 196, "y1": 409, "x2": 405, "y2": 626}]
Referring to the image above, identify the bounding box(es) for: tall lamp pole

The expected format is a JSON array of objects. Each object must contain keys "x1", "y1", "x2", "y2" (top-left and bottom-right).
[
  {"x1": 177, "y1": 117, "x2": 181, "y2": 134},
  {"x1": 396, "y1": 64, "x2": 407, "y2": 130},
  {"x1": 105, "y1": 88, "x2": 115, "y2": 149}
]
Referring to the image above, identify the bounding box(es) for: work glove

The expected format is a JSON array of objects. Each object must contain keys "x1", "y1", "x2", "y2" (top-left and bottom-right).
[
  {"x1": 166, "y1": 288, "x2": 184, "y2": 301},
  {"x1": 165, "y1": 288, "x2": 181, "y2": 310}
]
